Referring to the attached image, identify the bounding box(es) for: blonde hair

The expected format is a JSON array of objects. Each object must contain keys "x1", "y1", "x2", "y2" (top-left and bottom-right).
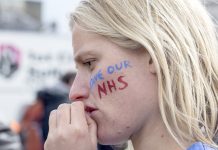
[{"x1": 70, "y1": 0, "x2": 218, "y2": 148}]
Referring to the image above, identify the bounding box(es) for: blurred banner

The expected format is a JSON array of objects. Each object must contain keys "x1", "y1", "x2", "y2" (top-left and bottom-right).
[{"x1": 0, "y1": 31, "x2": 75, "y2": 124}]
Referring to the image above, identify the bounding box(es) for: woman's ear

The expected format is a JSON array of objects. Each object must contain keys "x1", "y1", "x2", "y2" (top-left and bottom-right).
[
  {"x1": 138, "y1": 47, "x2": 156, "y2": 74},
  {"x1": 148, "y1": 56, "x2": 156, "y2": 74}
]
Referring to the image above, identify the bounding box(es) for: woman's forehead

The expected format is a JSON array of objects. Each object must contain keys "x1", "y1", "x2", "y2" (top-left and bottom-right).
[{"x1": 72, "y1": 25, "x2": 103, "y2": 52}]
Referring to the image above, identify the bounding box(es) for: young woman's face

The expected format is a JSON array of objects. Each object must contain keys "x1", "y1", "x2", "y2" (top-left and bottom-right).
[{"x1": 70, "y1": 24, "x2": 159, "y2": 145}]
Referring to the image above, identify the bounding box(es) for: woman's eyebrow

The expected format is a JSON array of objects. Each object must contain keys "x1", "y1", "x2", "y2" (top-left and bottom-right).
[{"x1": 74, "y1": 49, "x2": 97, "y2": 63}]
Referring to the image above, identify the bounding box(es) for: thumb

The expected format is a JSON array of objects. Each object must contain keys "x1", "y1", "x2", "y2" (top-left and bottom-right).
[{"x1": 85, "y1": 114, "x2": 97, "y2": 145}]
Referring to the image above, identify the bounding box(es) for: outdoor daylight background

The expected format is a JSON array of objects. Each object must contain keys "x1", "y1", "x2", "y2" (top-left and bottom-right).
[
  {"x1": 0, "y1": 0, "x2": 81, "y2": 125},
  {"x1": 0, "y1": 0, "x2": 217, "y2": 131}
]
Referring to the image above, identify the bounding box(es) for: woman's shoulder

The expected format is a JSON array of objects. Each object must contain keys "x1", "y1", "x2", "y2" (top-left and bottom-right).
[{"x1": 187, "y1": 142, "x2": 218, "y2": 150}]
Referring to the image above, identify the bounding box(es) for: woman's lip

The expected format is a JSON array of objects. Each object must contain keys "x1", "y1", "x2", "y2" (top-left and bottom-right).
[{"x1": 85, "y1": 106, "x2": 98, "y2": 114}]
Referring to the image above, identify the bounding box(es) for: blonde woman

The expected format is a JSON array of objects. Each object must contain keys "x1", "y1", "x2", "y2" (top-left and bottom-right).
[{"x1": 44, "y1": 0, "x2": 218, "y2": 150}]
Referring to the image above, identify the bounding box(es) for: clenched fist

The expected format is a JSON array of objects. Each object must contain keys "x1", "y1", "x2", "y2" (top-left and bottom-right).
[{"x1": 44, "y1": 102, "x2": 97, "y2": 150}]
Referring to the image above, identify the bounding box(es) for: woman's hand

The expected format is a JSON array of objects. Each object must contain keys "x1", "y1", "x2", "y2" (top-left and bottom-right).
[{"x1": 44, "y1": 102, "x2": 97, "y2": 150}]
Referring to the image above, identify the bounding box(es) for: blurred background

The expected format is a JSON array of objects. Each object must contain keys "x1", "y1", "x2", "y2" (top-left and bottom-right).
[
  {"x1": 0, "y1": 0, "x2": 81, "y2": 149},
  {"x1": 0, "y1": 0, "x2": 81, "y2": 125},
  {"x1": 0, "y1": 0, "x2": 217, "y2": 150}
]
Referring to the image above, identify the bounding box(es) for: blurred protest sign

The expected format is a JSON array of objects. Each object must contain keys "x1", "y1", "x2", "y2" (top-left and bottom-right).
[{"x1": 0, "y1": 30, "x2": 75, "y2": 124}]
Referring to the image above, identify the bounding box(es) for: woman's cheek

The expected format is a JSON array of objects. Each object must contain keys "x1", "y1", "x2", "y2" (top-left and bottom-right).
[{"x1": 89, "y1": 60, "x2": 132, "y2": 100}]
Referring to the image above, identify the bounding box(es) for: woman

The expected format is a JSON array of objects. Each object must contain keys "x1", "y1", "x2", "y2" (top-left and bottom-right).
[{"x1": 44, "y1": 0, "x2": 218, "y2": 150}]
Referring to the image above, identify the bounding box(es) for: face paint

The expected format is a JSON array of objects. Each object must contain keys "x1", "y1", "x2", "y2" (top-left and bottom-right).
[
  {"x1": 117, "y1": 76, "x2": 128, "y2": 90},
  {"x1": 107, "y1": 60, "x2": 132, "y2": 74},
  {"x1": 90, "y1": 60, "x2": 132, "y2": 99},
  {"x1": 98, "y1": 76, "x2": 128, "y2": 99},
  {"x1": 97, "y1": 83, "x2": 107, "y2": 99},
  {"x1": 107, "y1": 80, "x2": 116, "y2": 93},
  {"x1": 90, "y1": 69, "x2": 104, "y2": 89}
]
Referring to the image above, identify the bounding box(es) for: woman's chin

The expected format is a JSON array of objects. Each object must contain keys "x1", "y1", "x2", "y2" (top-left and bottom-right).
[{"x1": 97, "y1": 131, "x2": 129, "y2": 145}]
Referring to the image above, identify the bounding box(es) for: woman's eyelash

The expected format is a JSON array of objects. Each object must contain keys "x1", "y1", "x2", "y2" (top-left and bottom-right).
[
  {"x1": 83, "y1": 59, "x2": 96, "y2": 67},
  {"x1": 83, "y1": 61, "x2": 92, "y2": 66}
]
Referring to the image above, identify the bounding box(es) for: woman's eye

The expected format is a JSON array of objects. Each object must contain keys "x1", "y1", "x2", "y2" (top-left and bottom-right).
[{"x1": 83, "y1": 59, "x2": 96, "y2": 68}]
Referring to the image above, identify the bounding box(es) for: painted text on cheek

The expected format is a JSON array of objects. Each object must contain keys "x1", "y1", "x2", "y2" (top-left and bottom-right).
[
  {"x1": 90, "y1": 69, "x2": 104, "y2": 89},
  {"x1": 98, "y1": 76, "x2": 128, "y2": 99}
]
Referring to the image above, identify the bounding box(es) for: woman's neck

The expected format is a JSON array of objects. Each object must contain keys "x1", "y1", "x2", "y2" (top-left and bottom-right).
[{"x1": 130, "y1": 117, "x2": 188, "y2": 150}]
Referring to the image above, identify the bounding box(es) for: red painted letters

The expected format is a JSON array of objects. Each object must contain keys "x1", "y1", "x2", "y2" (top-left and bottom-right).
[
  {"x1": 98, "y1": 82, "x2": 107, "y2": 99},
  {"x1": 97, "y1": 76, "x2": 128, "y2": 99},
  {"x1": 107, "y1": 80, "x2": 117, "y2": 93},
  {"x1": 118, "y1": 76, "x2": 128, "y2": 90}
]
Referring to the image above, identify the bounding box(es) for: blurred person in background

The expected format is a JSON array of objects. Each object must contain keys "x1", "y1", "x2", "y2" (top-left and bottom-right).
[
  {"x1": 0, "y1": 121, "x2": 23, "y2": 150},
  {"x1": 20, "y1": 99, "x2": 44, "y2": 150},
  {"x1": 20, "y1": 72, "x2": 76, "y2": 150},
  {"x1": 110, "y1": 142, "x2": 128, "y2": 150},
  {"x1": 98, "y1": 142, "x2": 128, "y2": 150},
  {"x1": 37, "y1": 72, "x2": 76, "y2": 142}
]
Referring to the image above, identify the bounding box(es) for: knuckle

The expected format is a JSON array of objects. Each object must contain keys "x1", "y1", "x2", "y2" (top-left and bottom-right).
[
  {"x1": 50, "y1": 110, "x2": 56, "y2": 116},
  {"x1": 58, "y1": 103, "x2": 69, "y2": 109},
  {"x1": 72, "y1": 101, "x2": 84, "y2": 108}
]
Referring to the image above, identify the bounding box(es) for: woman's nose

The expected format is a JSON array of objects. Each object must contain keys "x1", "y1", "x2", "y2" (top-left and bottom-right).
[{"x1": 69, "y1": 74, "x2": 89, "y2": 102}]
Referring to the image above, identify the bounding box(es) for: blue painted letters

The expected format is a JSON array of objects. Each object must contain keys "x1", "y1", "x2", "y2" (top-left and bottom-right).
[
  {"x1": 89, "y1": 60, "x2": 132, "y2": 89},
  {"x1": 90, "y1": 69, "x2": 104, "y2": 89},
  {"x1": 106, "y1": 60, "x2": 131, "y2": 74}
]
